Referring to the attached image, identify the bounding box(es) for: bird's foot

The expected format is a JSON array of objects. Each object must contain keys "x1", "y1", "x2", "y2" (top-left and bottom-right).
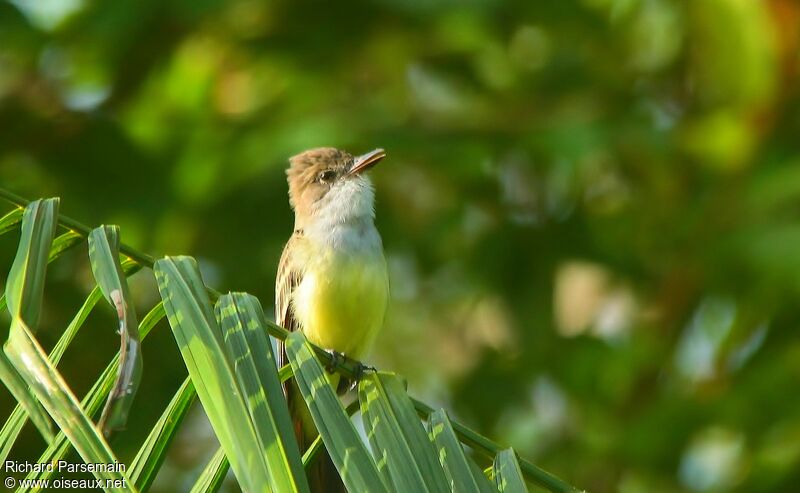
[
  {"x1": 323, "y1": 350, "x2": 375, "y2": 391},
  {"x1": 324, "y1": 349, "x2": 345, "y2": 373},
  {"x1": 345, "y1": 364, "x2": 376, "y2": 392},
  {"x1": 351, "y1": 363, "x2": 376, "y2": 388}
]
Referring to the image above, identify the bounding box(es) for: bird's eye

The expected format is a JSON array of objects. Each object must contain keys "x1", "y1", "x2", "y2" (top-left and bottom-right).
[{"x1": 318, "y1": 170, "x2": 337, "y2": 183}]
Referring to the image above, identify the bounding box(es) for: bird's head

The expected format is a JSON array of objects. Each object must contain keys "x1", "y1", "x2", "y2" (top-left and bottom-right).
[{"x1": 287, "y1": 147, "x2": 385, "y2": 228}]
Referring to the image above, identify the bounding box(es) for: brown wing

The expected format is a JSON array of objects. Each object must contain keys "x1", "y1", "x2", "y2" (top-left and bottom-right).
[
  {"x1": 275, "y1": 233, "x2": 303, "y2": 391},
  {"x1": 275, "y1": 233, "x2": 315, "y2": 457}
]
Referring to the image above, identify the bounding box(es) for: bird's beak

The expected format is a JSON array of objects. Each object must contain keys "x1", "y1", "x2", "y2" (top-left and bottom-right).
[{"x1": 349, "y1": 148, "x2": 386, "y2": 175}]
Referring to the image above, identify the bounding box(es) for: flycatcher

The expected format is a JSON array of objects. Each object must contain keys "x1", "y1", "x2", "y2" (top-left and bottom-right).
[{"x1": 276, "y1": 147, "x2": 389, "y2": 491}]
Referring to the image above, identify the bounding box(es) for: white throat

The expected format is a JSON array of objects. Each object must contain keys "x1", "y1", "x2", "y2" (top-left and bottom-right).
[{"x1": 303, "y1": 176, "x2": 382, "y2": 252}]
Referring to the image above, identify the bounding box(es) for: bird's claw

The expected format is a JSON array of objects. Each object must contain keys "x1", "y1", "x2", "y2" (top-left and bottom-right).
[
  {"x1": 324, "y1": 349, "x2": 344, "y2": 373},
  {"x1": 347, "y1": 363, "x2": 376, "y2": 392},
  {"x1": 323, "y1": 350, "x2": 375, "y2": 391},
  {"x1": 354, "y1": 362, "x2": 376, "y2": 381}
]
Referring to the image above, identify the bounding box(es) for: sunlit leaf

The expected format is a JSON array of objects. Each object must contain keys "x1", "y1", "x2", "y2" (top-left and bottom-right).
[
  {"x1": 215, "y1": 292, "x2": 308, "y2": 492},
  {"x1": 22, "y1": 356, "x2": 119, "y2": 492},
  {"x1": 359, "y1": 372, "x2": 450, "y2": 493},
  {"x1": 190, "y1": 447, "x2": 230, "y2": 493},
  {"x1": 0, "y1": 284, "x2": 104, "y2": 463},
  {"x1": 0, "y1": 354, "x2": 54, "y2": 448},
  {"x1": 88, "y1": 225, "x2": 143, "y2": 436},
  {"x1": 300, "y1": 400, "x2": 360, "y2": 470},
  {"x1": 0, "y1": 208, "x2": 23, "y2": 236},
  {"x1": 0, "y1": 255, "x2": 140, "y2": 464},
  {"x1": 4, "y1": 318, "x2": 132, "y2": 491},
  {"x1": 5, "y1": 198, "x2": 59, "y2": 329},
  {"x1": 493, "y1": 449, "x2": 528, "y2": 493},
  {"x1": 412, "y1": 398, "x2": 579, "y2": 493},
  {"x1": 285, "y1": 331, "x2": 388, "y2": 493},
  {"x1": 129, "y1": 377, "x2": 196, "y2": 491},
  {"x1": 48, "y1": 230, "x2": 83, "y2": 262},
  {"x1": 0, "y1": 230, "x2": 91, "y2": 316},
  {"x1": 22, "y1": 302, "x2": 165, "y2": 490},
  {"x1": 0, "y1": 193, "x2": 582, "y2": 493},
  {"x1": 155, "y1": 256, "x2": 301, "y2": 493},
  {"x1": 429, "y1": 409, "x2": 497, "y2": 493},
  {"x1": 0, "y1": 199, "x2": 60, "y2": 444}
]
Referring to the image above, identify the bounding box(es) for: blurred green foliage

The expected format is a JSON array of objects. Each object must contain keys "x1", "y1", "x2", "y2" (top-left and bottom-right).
[{"x1": 1, "y1": 0, "x2": 799, "y2": 492}]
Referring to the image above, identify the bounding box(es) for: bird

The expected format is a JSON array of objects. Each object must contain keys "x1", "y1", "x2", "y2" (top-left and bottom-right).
[{"x1": 276, "y1": 147, "x2": 389, "y2": 492}]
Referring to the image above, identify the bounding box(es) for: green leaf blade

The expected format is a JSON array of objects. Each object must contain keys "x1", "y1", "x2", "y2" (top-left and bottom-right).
[
  {"x1": 493, "y1": 449, "x2": 528, "y2": 493},
  {"x1": 429, "y1": 409, "x2": 497, "y2": 493},
  {"x1": 154, "y1": 256, "x2": 278, "y2": 493},
  {"x1": 4, "y1": 318, "x2": 133, "y2": 491},
  {"x1": 88, "y1": 225, "x2": 144, "y2": 436},
  {"x1": 0, "y1": 285, "x2": 105, "y2": 463},
  {"x1": 215, "y1": 292, "x2": 309, "y2": 493},
  {"x1": 0, "y1": 353, "x2": 55, "y2": 447},
  {"x1": 48, "y1": 230, "x2": 83, "y2": 262},
  {"x1": 1, "y1": 216, "x2": 121, "y2": 459},
  {"x1": 0, "y1": 190, "x2": 582, "y2": 493},
  {"x1": 129, "y1": 377, "x2": 196, "y2": 491},
  {"x1": 284, "y1": 331, "x2": 388, "y2": 493},
  {"x1": 190, "y1": 447, "x2": 230, "y2": 493},
  {"x1": 0, "y1": 207, "x2": 23, "y2": 236},
  {"x1": 1, "y1": 199, "x2": 62, "y2": 445},
  {"x1": 5, "y1": 198, "x2": 59, "y2": 329},
  {"x1": 359, "y1": 372, "x2": 450, "y2": 493},
  {"x1": 22, "y1": 302, "x2": 166, "y2": 489}
]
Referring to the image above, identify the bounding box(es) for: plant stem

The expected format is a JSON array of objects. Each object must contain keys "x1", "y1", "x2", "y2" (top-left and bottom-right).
[{"x1": 0, "y1": 188, "x2": 156, "y2": 268}]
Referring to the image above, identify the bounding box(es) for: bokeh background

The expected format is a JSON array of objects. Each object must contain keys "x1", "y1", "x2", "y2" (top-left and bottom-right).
[{"x1": 1, "y1": 0, "x2": 800, "y2": 492}]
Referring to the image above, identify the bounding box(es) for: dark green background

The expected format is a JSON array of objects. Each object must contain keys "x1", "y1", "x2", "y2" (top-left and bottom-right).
[{"x1": 1, "y1": 0, "x2": 799, "y2": 492}]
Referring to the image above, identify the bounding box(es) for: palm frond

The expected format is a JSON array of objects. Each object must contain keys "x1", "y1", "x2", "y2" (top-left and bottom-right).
[
  {"x1": 358, "y1": 372, "x2": 450, "y2": 492},
  {"x1": 129, "y1": 377, "x2": 195, "y2": 491},
  {"x1": 493, "y1": 449, "x2": 529, "y2": 493},
  {"x1": 0, "y1": 189, "x2": 584, "y2": 493},
  {"x1": 190, "y1": 447, "x2": 229, "y2": 493},
  {"x1": 88, "y1": 225, "x2": 144, "y2": 435},
  {"x1": 23, "y1": 301, "x2": 165, "y2": 488},
  {"x1": 429, "y1": 409, "x2": 497, "y2": 493},
  {"x1": 285, "y1": 331, "x2": 389, "y2": 493},
  {"x1": 155, "y1": 257, "x2": 309, "y2": 493},
  {"x1": 2, "y1": 199, "x2": 131, "y2": 489}
]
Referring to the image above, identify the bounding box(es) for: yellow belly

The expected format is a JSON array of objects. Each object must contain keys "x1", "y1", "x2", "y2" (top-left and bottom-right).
[{"x1": 291, "y1": 247, "x2": 388, "y2": 359}]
